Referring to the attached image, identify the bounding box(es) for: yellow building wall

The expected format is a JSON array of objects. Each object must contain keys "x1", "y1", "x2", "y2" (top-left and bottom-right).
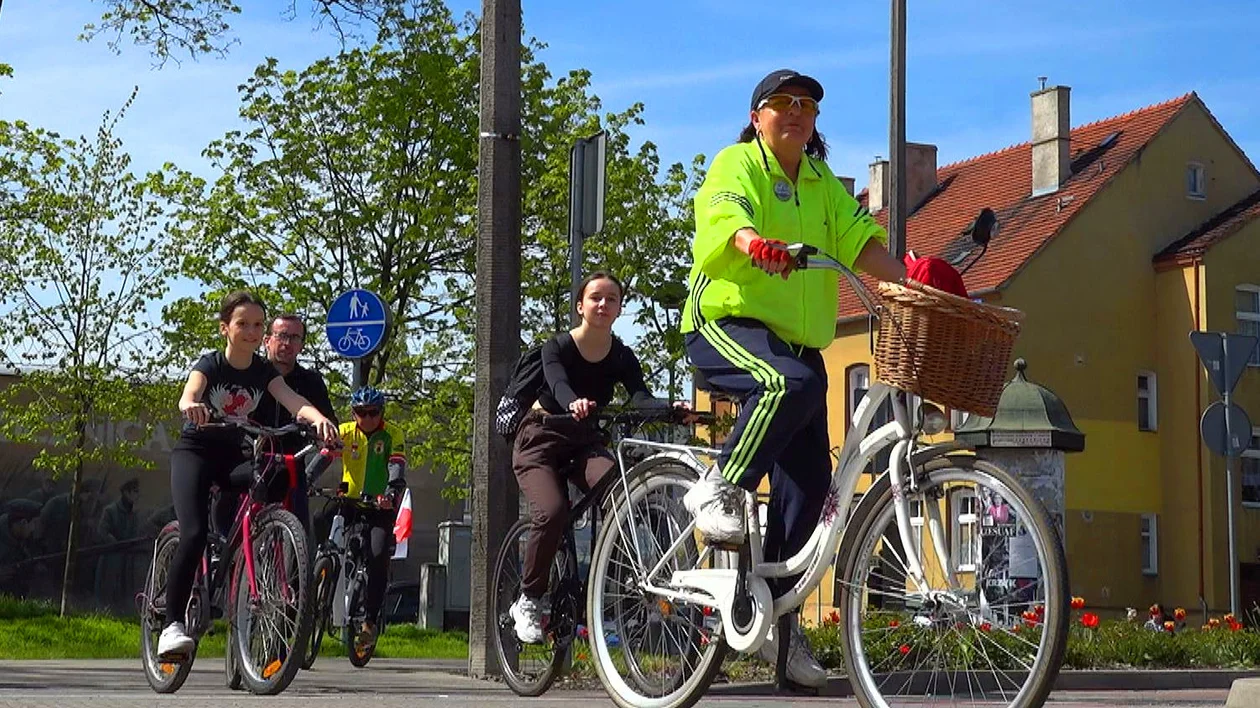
[
  {"x1": 810, "y1": 101, "x2": 1259, "y2": 615},
  {"x1": 1201, "y1": 220, "x2": 1260, "y2": 612}
]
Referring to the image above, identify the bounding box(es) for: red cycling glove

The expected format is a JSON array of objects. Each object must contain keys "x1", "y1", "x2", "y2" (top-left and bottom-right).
[{"x1": 747, "y1": 237, "x2": 791, "y2": 266}]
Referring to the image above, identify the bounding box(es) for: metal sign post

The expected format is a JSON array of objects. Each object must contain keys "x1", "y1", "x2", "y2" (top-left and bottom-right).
[{"x1": 1191, "y1": 330, "x2": 1259, "y2": 617}]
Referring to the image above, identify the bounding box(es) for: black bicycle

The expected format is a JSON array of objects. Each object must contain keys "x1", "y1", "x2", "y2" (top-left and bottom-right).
[
  {"x1": 491, "y1": 405, "x2": 715, "y2": 697},
  {"x1": 304, "y1": 485, "x2": 394, "y2": 669}
]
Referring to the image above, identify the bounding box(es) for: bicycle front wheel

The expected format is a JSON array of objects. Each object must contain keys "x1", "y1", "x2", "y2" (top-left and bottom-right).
[
  {"x1": 230, "y1": 506, "x2": 314, "y2": 695},
  {"x1": 587, "y1": 457, "x2": 727, "y2": 708},
  {"x1": 302, "y1": 553, "x2": 337, "y2": 670},
  {"x1": 491, "y1": 516, "x2": 570, "y2": 696},
  {"x1": 836, "y1": 455, "x2": 1069, "y2": 708},
  {"x1": 140, "y1": 524, "x2": 195, "y2": 694}
]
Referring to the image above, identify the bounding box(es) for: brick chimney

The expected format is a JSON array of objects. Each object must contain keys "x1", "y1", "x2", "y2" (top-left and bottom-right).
[
  {"x1": 1031, "y1": 83, "x2": 1071, "y2": 195},
  {"x1": 906, "y1": 142, "x2": 938, "y2": 210},
  {"x1": 868, "y1": 158, "x2": 889, "y2": 211}
]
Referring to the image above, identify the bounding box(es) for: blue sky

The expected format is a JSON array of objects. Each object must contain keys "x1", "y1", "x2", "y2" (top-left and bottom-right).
[{"x1": 3, "y1": 0, "x2": 1259, "y2": 190}]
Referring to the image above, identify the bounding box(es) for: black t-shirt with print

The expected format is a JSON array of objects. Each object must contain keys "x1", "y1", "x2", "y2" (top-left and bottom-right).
[{"x1": 180, "y1": 351, "x2": 281, "y2": 444}]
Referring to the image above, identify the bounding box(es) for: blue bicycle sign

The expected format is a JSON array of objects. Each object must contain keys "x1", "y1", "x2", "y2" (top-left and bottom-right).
[{"x1": 327, "y1": 289, "x2": 387, "y2": 358}]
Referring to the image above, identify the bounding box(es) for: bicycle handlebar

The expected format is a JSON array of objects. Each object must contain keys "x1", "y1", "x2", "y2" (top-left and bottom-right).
[
  {"x1": 542, "y1": 406, "x2": 716, "y2": 429},
  {"x1": 198, "y1": 418, "x2": 314, "y2": 438},
  {"x1": 771, "y1": 242, "x2": 882, "y2": 317}
]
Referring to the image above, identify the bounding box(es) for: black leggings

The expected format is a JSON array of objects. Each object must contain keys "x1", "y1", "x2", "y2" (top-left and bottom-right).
[
  {"x1": 344, "y1": 506, "x2": 396, "y2": 622},
  {"x1": 165, "y1": 442, "x2": 250, "y2": 626}
]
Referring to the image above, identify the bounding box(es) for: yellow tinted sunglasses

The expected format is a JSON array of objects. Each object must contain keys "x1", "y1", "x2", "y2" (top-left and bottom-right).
[{"x1": 758, "y1": 93, "x2": 821, "y2": 116}]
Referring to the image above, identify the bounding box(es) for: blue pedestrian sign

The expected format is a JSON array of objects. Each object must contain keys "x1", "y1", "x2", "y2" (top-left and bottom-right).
[{"x1": 327, "y1": 289, "x2": 387, "y2": 358}]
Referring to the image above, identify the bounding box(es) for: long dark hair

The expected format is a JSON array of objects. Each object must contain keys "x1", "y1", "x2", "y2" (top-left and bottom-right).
[{"x1": 738, "y1": 122, "x2": 829, "y2": 161}]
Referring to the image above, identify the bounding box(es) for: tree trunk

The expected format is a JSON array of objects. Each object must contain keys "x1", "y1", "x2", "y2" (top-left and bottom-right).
[{"x1": 60, "y1": 413, "x2": 89, "y2": 618}]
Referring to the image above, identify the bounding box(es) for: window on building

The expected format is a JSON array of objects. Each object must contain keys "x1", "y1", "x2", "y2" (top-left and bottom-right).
[
  {"x1": 909, "y1": 499, "x2": 925, "y2": 561},
  {"x1": 847, "y1": 364, "x2": 870, "y2": 424},
  {"x1": 1187, "y1": 162, "x2": 1206, "y2": 199},
  {"x1": 952, "y1": 489, "x2": 980, "y2": 573},
  {"x1": 950, "y1": 408, "x2": 970, "y2": 431},
  {"x1": 1137, "y1": 372, "x2": 1157, "y2": 432},
  {"x1": 1243, "y1": 429, "x2": 1260, "y2": 506},
  {"x1": 1141, "y1": 513, "x2": 1158, "y2": 575},
  {"x1": 1238, "y1": 286, "x2": 1260, "y2": 366}
]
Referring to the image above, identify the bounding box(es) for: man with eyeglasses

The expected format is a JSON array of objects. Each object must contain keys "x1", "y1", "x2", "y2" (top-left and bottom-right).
[
  {"x1": 254, "y1": 314, "x2": 339, "y2": 537},
  {"x1": 337, "y1": 386, "x2": 407, "y2": 650}
]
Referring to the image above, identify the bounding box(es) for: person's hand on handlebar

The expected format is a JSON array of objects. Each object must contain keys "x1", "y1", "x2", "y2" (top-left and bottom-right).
[
  {"x1": 734, "y1": 228, "x2": 792, "y2": 279},
  {"x1": 568, "y1": 398, "x2": 597, "y2": 421},
  {"x1": 180, "y1": 400, "x2": 211, "y2": 427},
  {"x1": 299, "y1": 413, "x2": 340, "y2": 446}
]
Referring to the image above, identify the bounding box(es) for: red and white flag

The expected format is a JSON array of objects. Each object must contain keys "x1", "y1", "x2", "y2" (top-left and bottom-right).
[{"x1": 392, "y1": 488, "x2": 412, "y2": 560}]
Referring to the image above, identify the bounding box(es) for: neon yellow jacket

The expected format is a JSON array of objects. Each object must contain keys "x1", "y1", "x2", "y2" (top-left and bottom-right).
[{"x1": 681, "y1": 139, "x2": 886, "y2": 349}]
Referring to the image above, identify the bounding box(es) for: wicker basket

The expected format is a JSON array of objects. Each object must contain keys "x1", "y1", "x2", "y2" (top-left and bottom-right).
[{"x1": 873, "y1": 281, "x2": 1024, "y2": 418}]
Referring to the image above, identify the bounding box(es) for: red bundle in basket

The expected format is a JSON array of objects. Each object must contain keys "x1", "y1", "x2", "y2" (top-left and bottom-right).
[{"x1": 904, "y1": 252, "x2": 968, "y2": 299}]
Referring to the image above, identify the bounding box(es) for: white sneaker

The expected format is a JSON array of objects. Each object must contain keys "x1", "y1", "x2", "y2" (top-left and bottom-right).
[
  {"x1": 511, "y1": 595, "x2": 545, "y2": 644},
  {"x1": 683, "y1": 467, "x2": 747, "y2": 545},
  {"x1": 757, "y1": 615, "x2": 828, "y2": 688},
  {"x1": 157, "y1": 622, "x2": 195, "y2": 658}
]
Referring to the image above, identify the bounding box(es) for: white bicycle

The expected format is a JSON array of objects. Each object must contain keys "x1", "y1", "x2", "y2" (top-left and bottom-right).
[{"x1": 585, "y1": 225, "x2": 1069, "y2": 708}]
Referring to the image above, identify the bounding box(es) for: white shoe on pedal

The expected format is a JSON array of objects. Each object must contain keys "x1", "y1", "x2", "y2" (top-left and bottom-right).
[
  {"x1": 510, "y1": 594, "x2": 546, "y2": 644},
  {"x1": 757, "y1": 615, "x2": 828, "y2": 689},
  {"x1": 682, "y1": 467, "x2": 747, "y2": 545},
  {"x1": 157, "y1": 622, "x2": 195, "y2": 658}
]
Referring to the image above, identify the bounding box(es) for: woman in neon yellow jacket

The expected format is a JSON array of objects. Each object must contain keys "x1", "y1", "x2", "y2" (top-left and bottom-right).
[{"x1": 681, "y1": 69, "x2": 905, "y2": 689}]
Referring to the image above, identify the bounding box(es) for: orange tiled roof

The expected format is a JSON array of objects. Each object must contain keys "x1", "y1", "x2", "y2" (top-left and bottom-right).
[
  {"x1": 841, "y1": 93, "x2": 1196, "y2": 319},
  {"x1": 1154, "y1": 187, "x2": 1260, "y2": 265}
]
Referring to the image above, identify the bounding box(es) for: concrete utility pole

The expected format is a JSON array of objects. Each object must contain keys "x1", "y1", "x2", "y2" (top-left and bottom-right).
[
  {"x1": 888, "y1": 0, "x2": 907, "y2": 259},
  {"x1": 469, "y1": 0, "x2": 521, "y2": 679}
]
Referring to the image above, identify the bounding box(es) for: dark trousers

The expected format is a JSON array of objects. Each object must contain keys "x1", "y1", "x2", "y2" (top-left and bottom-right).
[
  {"x1": 343, "y1": 505, "x2": 396, "y2": 621},
  {"x1": 167, "y1": 442, "x2": 250, "y2": 625},
  {"x1": 685, "y1": 318, "x2": 832, "y2": 597},
  {"x1": 512, "y1": 411, "x2": 614, "y2": 598}
]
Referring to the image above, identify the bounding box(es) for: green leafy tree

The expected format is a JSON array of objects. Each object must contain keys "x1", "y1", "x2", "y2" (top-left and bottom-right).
[
  {"x1": 83, "y1": 0, "x2": 393, "y2": 64},
  {"x1": 166, "y1": 6, "x2": 706, "y2": 498},
  {"x1": 0, "y1": 90, "x2": 181, "y2": 615}
]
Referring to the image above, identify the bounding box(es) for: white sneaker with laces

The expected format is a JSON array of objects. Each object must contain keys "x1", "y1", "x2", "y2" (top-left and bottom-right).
[
  {"x1": 682, "y1": 466, "x2": 747, "y2": 545},
  {"x1": 757, "y1": 614, "x2": 828, "y2": 688},
  {"x1": 511, "y1": 594, "x2": 545, "y2": 644},
  {"x1": 157, "y1": 621, "x2": 195, "y2": 658}
]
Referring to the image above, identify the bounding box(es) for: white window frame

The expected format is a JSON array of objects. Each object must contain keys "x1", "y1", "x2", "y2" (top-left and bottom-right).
[
  {"x1": 1187, "y1": 162, "x2": 1206, "y2": 199},
  {"x1": 1137, "y1": 371, "x2": 1158, "y2": 432},
  {"x1": 1238, "y1": 285, "x2": 1260, "y2": 367},
  {"x1": 848, "y1": 364, "x2": 870, "y2": 424},
  {"x1": 1140, "y1": 513, "x2": 1158, "y2": 576},
  {"x1": 908, "y1": 499, "x2": 925, "y2": 561},
  {"x1": 1243, "y1": 428, "x2": 1260, "y2": 508},
  {"x1": 952, "y1": 489, "x2": 980, "y2": 573},
  {"x1": 950, "y1": 408, "x2": 970, "y2": 431}
]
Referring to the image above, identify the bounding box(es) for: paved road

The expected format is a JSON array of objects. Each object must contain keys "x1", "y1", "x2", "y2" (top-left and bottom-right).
[{"x1": 0, "y1": 660, "x2": 1230, "y2": 707}]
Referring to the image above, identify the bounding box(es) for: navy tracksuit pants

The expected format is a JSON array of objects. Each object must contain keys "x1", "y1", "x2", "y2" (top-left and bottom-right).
[{"x1": 685, "y1": 318, "x2": 832, "y2": 598}]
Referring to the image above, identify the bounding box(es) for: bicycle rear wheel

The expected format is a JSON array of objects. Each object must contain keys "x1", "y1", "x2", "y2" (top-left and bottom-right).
[
  {"x1": 140, "y1": 524, "x2": 196, "y2": 694},
  {"x1": 491, "y1": 516, "x2": 571, "y2": 696},
  {"x1": 586, "y1": 457, "x2": 727, "y2": 708},
  {"x1": 230, "y1": 506, "x2": 313, "y2": 695},
  {"x1": 836, "y1": 455, "x2": 1069, "y2": 708}
]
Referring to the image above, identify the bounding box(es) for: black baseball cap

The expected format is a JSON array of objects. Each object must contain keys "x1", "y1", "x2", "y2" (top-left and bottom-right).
[{"x1": 750, "y1": 69, "x2": 824, "y2": 110}]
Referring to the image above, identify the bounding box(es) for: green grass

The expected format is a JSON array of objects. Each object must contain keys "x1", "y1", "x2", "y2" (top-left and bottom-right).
[{"x1": 0, "y1": 596, "x2": 468, "y2": 660}]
